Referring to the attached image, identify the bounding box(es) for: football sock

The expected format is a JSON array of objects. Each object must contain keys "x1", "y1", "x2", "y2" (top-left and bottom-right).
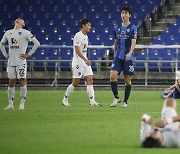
[
  {"x1": 20, "y1": 85, "x2": 27, "y2": 103},
  {"x1": 124, "y1": 85, "x2": 131, "y2": 103},
  {"x1": 64, "y1": 84, "x2": 75, "y2": 99},
  {"x1": 87, "y1": 85, "x2": 94, "y2": 100},
  {"x1": 110, "y1": 81, "x2": 119, "y2": 99},
  {"x1": 8, "y1": 87, "x2": 15, "y2": 106}
]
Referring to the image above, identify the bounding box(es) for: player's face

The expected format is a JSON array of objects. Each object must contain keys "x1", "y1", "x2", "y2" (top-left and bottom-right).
[
  {"x1": 15, "y1": 18, "x2": 25, "y2": 28},
  {"x1": 149, "y1": 129, "x2": 162, "y2": 142},
  {"x1": 121, "y1": 10, "x2": 131, "y2": 22},
  {"x1": 83, "y1": 22, "x2": 91, "y2": 32}
]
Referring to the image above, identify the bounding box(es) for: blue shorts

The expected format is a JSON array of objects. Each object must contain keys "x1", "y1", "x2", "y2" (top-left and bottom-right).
[{"x1": 111, "y1": 57, "x2": 135, "y2": 75}]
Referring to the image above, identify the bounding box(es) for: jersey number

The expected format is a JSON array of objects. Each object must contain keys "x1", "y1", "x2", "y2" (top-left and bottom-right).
[{"x1": 19, "y1": 69, "x2": 25, "y2": 77}]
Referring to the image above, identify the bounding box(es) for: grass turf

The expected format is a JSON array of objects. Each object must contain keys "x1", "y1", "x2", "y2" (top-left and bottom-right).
[{"x1": 0, "y1": 90, "x2": 180, "y2": 154}]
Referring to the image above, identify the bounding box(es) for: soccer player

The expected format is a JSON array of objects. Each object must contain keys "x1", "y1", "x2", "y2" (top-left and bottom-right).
[
  {"x1": 141, "y1": 98, "x2": 180, "y2": 148},
  {"x1": 110, "y1": 6, "x2": 137, "y2": 108},
  {"x1": 161, "y1": 79, "x2": 180, "y2": 99},
  {"x1": 62, "y1": 18, "x2": 101, "y2": 106},
  {"x1": 0, "y1": 18, "x2": 40, "y2": 110}
]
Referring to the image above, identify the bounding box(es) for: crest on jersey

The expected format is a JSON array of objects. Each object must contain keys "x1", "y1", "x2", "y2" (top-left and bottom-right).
[
  {"x1": 127, "y1": 29, "x2": 130, "y2": 33},
  {"x1": 18, "y1": 32, "x2": 22, "y2": 36}
]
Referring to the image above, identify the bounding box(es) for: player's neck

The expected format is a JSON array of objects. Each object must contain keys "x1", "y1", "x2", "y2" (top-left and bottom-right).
[
  {"x1": 14, "y1": 25, "x2": 21, "y2": 29},
  {"x1": 122, "y1": 21, "x2": 130, "y2": 26},
  {"x1": 81, "y1": 30, "x2": 87, "y2": 35}
]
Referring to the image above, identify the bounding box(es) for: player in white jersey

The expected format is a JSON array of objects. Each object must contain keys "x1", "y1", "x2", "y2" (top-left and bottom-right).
[
  {"x1": 62, "y1": 18, "x2": 101, "y2": 106},
  {"x1": 0, "y1": 18, "x2": 40, "y2": 110},
  {"x1": 140, "y1": 98, "x2": 180, "y2": 148}
]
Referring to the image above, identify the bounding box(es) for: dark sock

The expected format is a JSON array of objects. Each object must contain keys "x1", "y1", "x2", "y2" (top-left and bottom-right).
[
  {"x1": 110, "y1": 81, "x2": 119, "y2": 99},
  {"x1": 124, "y1": 85, "x2": 131, "y2": 103}
]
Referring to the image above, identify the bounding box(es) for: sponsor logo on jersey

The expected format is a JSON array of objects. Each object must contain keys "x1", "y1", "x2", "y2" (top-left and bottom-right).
[
  {"x1": 18, "y1": 32, "x2": 22, "y2": 36},
  {"x1": 76, "y1": 65, "x2": 79, "y2": 69},
  {"x1": 129, "y1": 65, "x2": 134, "y2": 72}
]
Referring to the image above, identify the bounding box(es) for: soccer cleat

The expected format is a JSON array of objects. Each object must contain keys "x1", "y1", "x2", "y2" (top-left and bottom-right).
[
  {"x1": 4, "y1": 104, "x2": 14, "y2": 110},
  {"x1": 121, "y1": 102, "x2": 128, "y2": 108},
  {"x1": 110, "y1": 98, "x2": 121, "y2": 107},
  {"x1": 19, "y1": 102, "x2": 25, "y2": 110},
  {"x1": 90, "y1": 100, "x2": 102, "y2": 107},
  {"x1": 62, "y1": 98, "x2": 71, "y2": 106}
]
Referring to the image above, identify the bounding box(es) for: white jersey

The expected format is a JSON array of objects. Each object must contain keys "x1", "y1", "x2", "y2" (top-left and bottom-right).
[
  {"x1": 1, "y1": 28, "x2": 34, "y2": 66},
  {"x1": 72, "y1": 31, "x2": 88, "y2": 67}
]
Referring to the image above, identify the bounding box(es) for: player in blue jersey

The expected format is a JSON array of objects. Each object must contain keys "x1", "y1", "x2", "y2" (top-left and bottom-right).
[
  {"x1": 161, "y1": 80, "x2": 180, "y2": 99},
  {"x1": 110, "y1": 6, "x2": 137, "y2": 108}
]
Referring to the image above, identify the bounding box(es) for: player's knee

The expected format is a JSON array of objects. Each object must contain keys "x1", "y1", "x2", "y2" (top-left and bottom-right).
[
  {"x1": 110, "y1": 74, "x2": 117, "y2": 82},
  {"x1": 19, "y1": 78, "x2": 26, "y2": 87},
  {"x1": 86, "y1": 78, "x2": 93, "y2": 85},
  {"x1": 9, "y1": 79, "x2": 16, "y2": 87},
  {"x1": 165, "y1": 98, "x2": 176, "y2": 109},
  {"x1": 72, "y1": 81, "x2": 79, "y2": 87}
]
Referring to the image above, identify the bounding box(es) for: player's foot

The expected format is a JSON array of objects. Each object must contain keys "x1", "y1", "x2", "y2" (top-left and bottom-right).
[
  {"x1": 90, "y1": 100, "x2": 102, "y2": 107},
  {"x1": 19, "y1": 102, "x2": 25, "y2": 110},
  {"x1": 62, "y1": 98, "x2": 71, "y2": 106},
  {"x1": 121, "y1": 102, "x2": 128, "y2": 108},
  {"x1": 4, "y1": 104, "x2": 14, "y2": 110},
  {"x1": 110, "y1": 98, "x2": 121, "y2": 107}
]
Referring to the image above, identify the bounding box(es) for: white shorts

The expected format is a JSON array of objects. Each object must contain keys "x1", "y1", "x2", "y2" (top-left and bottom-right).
[
  {"x1": 7, "y1": 64, "x2": 27, "y2": 79},
  {"x1": 161, "y1": 107, "x2": 180, "y2": 130},
  {"x1": 72, "y1": 64, "x2": 93, "y2": 78}
]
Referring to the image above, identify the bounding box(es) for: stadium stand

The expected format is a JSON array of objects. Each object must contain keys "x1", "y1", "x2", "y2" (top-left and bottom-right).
[{"x1": 0, "y1": 0, "x2": 178, "y2": 73}]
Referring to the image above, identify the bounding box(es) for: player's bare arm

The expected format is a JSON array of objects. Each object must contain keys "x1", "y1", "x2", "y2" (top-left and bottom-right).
[
  {"x1": 113, "y1": 39, "x2": 118, "y2": 53},
  {"x1": 75, "y1": 45, "x2": 91, "y2": 66},
  {"x1": 20, "y1": 37, "x2": 40, "y2": 59},
  {"x1": 155, "y1": 115, "x2": 180, "y2": 128},
  {"x1": 125, "y1": 39, "x2": 136, "y2": 61},
  {"x1": 0, "y1": 42, "x2": 9, "y2": 59},
  {"x1": 164, "y1": 83, "x2": 176, "y2": 92}
]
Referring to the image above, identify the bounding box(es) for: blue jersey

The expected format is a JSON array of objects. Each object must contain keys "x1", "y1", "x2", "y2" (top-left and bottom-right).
[{"x1": 113, "y1": 24, "x2": 137, "y2": 60}]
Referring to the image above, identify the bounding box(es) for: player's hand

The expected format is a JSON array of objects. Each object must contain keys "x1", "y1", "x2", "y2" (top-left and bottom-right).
[
  {"x1": 142, "y1": 114, "x2": 153, "y2": 125},
  {"x1": 125, "y1": 52, "x2": 131, "y2": 61},
  {"x1": 7, "y1": 54, "x2": 9, "y2": 59},
  {"x1": 155, "y1": 120, "x2": 167, "y2": 128},
  {"x1": 84, "y1": 59, "x2": 91, "y2": 66},
  {"x1": 20, "y1": 54, "x2": 30, "y2": 59}
]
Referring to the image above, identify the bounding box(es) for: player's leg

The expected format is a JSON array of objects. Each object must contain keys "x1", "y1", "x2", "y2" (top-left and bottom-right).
[
  {"x1": 122, "y1": 60, "x2": 134, "y2": 108},
  {"x1": 161, "y1": 98, "x2": 179, "y2": 129},
  {"x1": 121, "y1": 75, "x2": 131, "y2": 108},
  {"x1": 110, "y1": 58, "x2": 122, "y2": 107},
  {"x1": 19, "y1": 78, "x2": 27, "y2": 110},
  {"x1": 4, "y1": 66, "x2": 16, "y2": 110},
  {"x1": 85, "y1": 75, "x2": 101, "y2": 106},
  {"x1": 62, "y1": 64, "x2": 82, "y2": 106},
  {"x1": 17, "y1": 64, "x2": 27, "y2": 110}
]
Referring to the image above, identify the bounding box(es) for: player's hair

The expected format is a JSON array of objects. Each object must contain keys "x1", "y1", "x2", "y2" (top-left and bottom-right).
[
  {"x1": 121, "y1": 6, "x2": 131, "y2": 15},
  {"x1": 80, "y1": 18, "x2": 91, "y2": 28},
  {"x1": 142, "y1": 137, "x2": 162, "y2": 148}
]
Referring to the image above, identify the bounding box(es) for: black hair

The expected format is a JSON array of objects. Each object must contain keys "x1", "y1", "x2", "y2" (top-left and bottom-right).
[
  {"x1": 142, "y1": 137, "x2": 162, "y2": 148},
  {"x1": 121, "y1": 6, "x2": 131, "y2": 15},
  {"x1": 80, "y1": 18, "x2": 91, "y2": 28}
]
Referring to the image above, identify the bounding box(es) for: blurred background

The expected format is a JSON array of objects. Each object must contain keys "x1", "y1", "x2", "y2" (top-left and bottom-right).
[{"x1": 0, "y1": 0, "x2": 180, "y2": 88}]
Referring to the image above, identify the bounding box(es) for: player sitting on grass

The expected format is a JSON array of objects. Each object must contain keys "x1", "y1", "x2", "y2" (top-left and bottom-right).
[
  {"x1": 141, "y1": 98, "x2": 180, "y2": 148},
  {"x1": 161, "y1": 79, "x2": 180, "y2": 99},
  {"x1": 62, "y1": 19, "x2": 101, "y2": 107}
]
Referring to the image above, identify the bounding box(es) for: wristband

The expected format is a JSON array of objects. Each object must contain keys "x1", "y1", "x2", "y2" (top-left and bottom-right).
[{"x1": 166, "y1": 118, "x2": 173, "y2": 124}]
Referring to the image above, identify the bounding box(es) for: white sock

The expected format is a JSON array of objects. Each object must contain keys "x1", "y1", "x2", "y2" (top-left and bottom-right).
[
  {"x1": 8, "y1": 87, "x2": 15, "y2": 106},
  {"x1": 20, "y1": 85, "x2": 27, "y2": 103},
  {"x1": 64, "y1": 84, "x2": 75, "y2": 99},
  {"x1": 87, "y1": 85, "x2": 94, "y2": 101}
]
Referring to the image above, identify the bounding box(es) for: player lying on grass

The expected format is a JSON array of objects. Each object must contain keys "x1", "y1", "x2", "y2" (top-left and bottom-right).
[
  {"x1": 141, "y1": 98, "x2": 180, "y2": 148},
  {"x1": 161, "y1": 80, "x2": 180, "y2": 99},
  {"x1": 0, "y1": 18, "x2": 40, "y2": 110},
  {"x1": 62, "y1": 18, "x2": 101, "y2": 107}
]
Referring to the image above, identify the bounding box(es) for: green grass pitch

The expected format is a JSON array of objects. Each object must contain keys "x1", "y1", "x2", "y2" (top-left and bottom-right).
[{"x1": 0, "y1": 89, "x2": 180, "y2": 154}]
